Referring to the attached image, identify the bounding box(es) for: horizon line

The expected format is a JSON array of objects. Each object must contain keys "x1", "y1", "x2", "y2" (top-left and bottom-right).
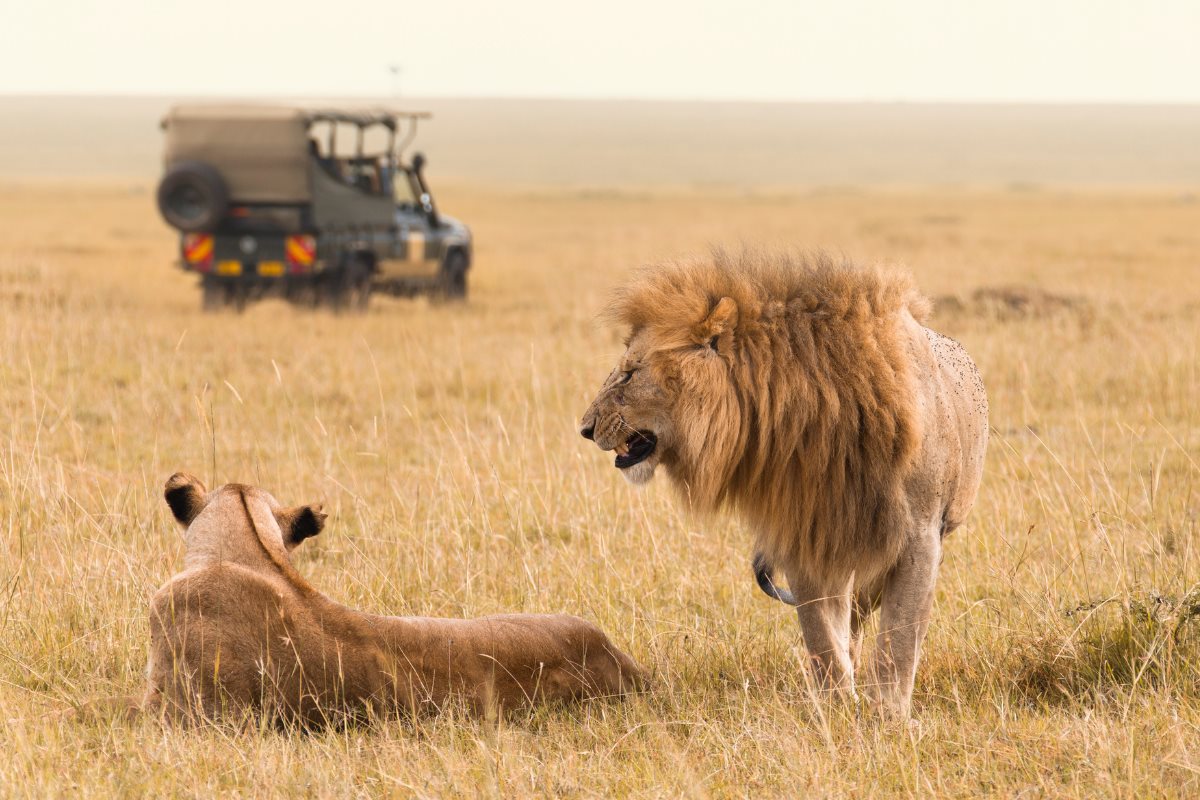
[{"x1": 3, "y1": 91, "x2": 1200, "y2": 109}]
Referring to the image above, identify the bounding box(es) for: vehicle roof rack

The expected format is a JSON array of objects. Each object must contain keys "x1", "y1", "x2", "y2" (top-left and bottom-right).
[
  {"x1": 163, "y1": 105, "x2": 431, "y2": 131},
  {"x1": 306, "y1": 109, "x2": 432, "y2": 130}
]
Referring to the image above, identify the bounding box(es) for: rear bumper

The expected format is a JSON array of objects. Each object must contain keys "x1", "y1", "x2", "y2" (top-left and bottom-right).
[
  {"x1": 179, "y1": 233, "x2": 319, "y2": 279},
  {"x1": 179, "y1": 259, "x2": 307, "y2": 279}
]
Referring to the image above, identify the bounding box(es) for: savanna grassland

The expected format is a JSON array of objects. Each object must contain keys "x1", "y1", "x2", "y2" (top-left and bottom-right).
[{"x1": 1, "y1": 167, "x2": 1199, "y2": 796}]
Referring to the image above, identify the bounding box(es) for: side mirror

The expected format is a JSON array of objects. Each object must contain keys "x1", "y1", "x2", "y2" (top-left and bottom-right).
[{"x1": 409, "y1": 152, "x2": 438, "y2": 226}]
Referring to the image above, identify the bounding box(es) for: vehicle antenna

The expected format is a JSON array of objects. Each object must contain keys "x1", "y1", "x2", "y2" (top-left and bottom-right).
[{"x1": 388, "y1": 64, "x2": 402, "y2": 99}]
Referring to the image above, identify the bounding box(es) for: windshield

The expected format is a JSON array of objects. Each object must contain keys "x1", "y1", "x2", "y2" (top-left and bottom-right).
[{"x1": 392, "y1": 168, "x2": 420, "y2": 207}]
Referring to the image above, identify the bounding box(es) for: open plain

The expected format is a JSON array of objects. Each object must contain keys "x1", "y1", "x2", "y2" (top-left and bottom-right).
[{"x1": 1, "y1": 99, "x2": 1199, "y2": 796}]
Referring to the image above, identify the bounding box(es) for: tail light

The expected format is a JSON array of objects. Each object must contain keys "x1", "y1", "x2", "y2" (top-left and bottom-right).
[
  {"x1": 285, "y1": 235, "x2": 317, "y2": 273},
  {"x1": 182, "y1": 233, "x2": 213, "y2": 271}
]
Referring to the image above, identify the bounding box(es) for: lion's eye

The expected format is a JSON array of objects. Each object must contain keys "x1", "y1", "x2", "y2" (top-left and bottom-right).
[{"x1": 618, "y1": 370, "x2": 634, "y2": 385}]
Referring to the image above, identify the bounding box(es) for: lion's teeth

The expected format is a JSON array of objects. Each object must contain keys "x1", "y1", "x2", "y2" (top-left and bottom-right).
[{"x1": 615, "y1": 443, "x2": 630, "y2": 455}]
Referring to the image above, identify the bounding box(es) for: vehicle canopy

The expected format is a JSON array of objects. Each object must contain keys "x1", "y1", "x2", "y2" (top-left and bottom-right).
[{"x1": 161, "y1": 105, "x2": 429, "y2": 205}]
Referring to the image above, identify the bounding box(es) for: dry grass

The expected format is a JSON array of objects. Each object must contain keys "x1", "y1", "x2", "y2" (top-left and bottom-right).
[{"x1": 1, "y1": 180, "x2": 1199, "y2": 797}]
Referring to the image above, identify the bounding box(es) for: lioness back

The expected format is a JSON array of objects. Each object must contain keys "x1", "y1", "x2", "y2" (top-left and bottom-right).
[{"x1": 147, "y1": 564, "x2": 390, "y2": 723}]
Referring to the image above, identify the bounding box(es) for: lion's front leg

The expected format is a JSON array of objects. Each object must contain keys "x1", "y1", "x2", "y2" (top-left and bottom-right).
[
  {"x1": 867, "y1": 523, "x2": 941, "y2": 718},
  {"x1": 787, "y1": 571, "x2": 857, "y2": 700}
]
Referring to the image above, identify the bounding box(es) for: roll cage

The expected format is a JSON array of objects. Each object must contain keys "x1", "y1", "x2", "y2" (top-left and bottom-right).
[{"x1": 307, "y1": 110, "x2": 432, "y2": 200}]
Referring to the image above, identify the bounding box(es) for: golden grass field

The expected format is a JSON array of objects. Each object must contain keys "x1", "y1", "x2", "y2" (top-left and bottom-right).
[{"x1": 1, "y1": 147, "x2": 1199, "y2": 794}]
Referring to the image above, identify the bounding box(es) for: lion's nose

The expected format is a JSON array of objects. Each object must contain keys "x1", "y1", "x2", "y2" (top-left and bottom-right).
[{"x1": 580, "y1": 423, "x2": 595, "y2": 440}]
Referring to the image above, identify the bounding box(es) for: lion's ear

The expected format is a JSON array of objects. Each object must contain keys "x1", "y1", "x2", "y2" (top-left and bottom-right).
[
  {"x1": 696, "y1": 296, "x2": 738, "y2": 350},
  {"x1": 164, "y1": 472, "x2": 206, "y2": 527},
  {"x1": 277, "y1": 504, "x2": 328, "y2": 550}
]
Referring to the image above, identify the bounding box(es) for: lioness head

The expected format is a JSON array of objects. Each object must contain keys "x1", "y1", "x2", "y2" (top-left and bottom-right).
[
  {"x1": 579, "y1": 293, "x2": 739, "y2": 489},
  {"x1": 164, "y1": 472, "x2": 328, "y2": 573}
]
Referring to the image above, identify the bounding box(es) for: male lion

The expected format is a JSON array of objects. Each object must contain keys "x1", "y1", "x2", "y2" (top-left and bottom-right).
[
  {"x1": 108, "y1": 473, "x2": 641, "y2": 725},
  {"x1": 579, "y1": 251, "x2": 987, "y2": 717}
]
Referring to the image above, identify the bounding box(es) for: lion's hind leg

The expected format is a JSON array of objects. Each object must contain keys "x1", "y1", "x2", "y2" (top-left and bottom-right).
[
  {"x1": 866, "y1": 522, "x2": 941, "y2": 718},
  {"x1": 849, "y1": 586, "x2": 883, "y2": 672}
]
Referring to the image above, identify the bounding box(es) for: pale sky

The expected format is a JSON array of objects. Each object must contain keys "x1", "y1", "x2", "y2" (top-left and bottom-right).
[{"x1": 4, "y1": 0, "x2": 1198, "y2": 103}]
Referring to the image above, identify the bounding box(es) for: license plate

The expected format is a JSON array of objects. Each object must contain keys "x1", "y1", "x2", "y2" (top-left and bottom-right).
[
  {"x1": 216, "y1": 260, "x2": 242, "y2": 276},
  {"x1": 258, "y1": 261, "x2": 284, "y2": 277}
]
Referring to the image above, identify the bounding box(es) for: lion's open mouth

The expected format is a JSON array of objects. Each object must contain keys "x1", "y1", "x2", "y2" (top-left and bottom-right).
[{"x1": 614, "y1": 431, "x2": 657, "y2": 469}]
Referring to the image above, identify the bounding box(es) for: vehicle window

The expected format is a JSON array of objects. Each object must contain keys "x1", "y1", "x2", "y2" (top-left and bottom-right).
[
  {"x1": 347, "y1": 159, "x2": 380, "y2": 193},
  {"x1": 393, "y1": 169, "x2": 418, "y2": 206},
  {"x1": 378, "y1": 163, "x2": 394, "y2": 197},
  {"x1": 308, "y1": 121, "x2": 399, "y2": 196}
]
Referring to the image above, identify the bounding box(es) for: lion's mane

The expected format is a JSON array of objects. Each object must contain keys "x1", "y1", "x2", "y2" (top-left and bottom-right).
[{"x1": 607, "y1": 250, "x2": 933, "y2": 587}]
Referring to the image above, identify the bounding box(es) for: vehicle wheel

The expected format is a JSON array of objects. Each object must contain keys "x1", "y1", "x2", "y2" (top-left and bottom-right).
[
  {"x1": 439, "y1": 250, "x2": 468, "y2": 301},
  {"x1": 285, "y1": 280, "x2": 322, "y2": 309},
  {"x1": 158, "y1": 161, "x2": 229, "y2": 232},
  {"x1": 324, "y1": 257, "x2": 372, "y2": 313},
  {"x1": 201, "y1": 277, "x2": 227, "y2": 312},
  {"x1": 229, "y1": 285, "x2": 249, "y2": 314}
]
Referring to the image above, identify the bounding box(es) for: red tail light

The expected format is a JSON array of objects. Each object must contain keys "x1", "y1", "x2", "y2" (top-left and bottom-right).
[
  {"x1": 182, "y1": 233, "x2": 214, "y2": 271},
  {"x1": 285, "y1": 235, "x2": 317, "y2": 273}
]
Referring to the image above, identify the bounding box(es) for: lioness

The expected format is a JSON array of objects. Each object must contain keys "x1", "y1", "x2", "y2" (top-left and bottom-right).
[
  {"x1": 580, "y1": 251, "x2": 987, "y2": 717},
  {"x1": 126, "y1": 473, "x2": 641, "y2": 724}
]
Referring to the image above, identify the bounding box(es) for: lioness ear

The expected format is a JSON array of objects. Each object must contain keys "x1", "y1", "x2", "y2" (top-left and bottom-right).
[
  {"x1": 164, "y1": 472, "x2": 206, "y2": 527},
  {"x1": 696, "y1": 296, "x2": 738, "y2": 350},
  {"x1": 277, "y1": 504, "x2": 328, "y2": 549}
]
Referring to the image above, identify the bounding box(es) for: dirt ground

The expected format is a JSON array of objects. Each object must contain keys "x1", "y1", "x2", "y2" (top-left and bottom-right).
[{"x1": 1, "y1": 162, "x2": 1199, "y2": 795}]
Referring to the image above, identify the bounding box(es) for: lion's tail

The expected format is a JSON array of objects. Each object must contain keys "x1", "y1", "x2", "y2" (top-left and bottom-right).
[{"x1": 752, "y1": 552, "x2": 797, "y2": 605}]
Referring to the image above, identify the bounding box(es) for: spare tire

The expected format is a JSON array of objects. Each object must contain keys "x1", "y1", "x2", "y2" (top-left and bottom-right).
[{"x1": 156, "y1": 160, "x2": 229, "y2": 232}]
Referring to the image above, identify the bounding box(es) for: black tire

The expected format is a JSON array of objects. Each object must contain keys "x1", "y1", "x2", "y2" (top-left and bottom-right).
[
  {"x1": 201, "y1": 278, "x2": 250, "y2": 313},
  {"x1": 324, "y1": 256, "x2": 373, "y2": 313},
  {"x1": 229, "y1": 285, "x2": 249, "y2": 314},
  {"x1": 439, "y1": 250, "x2": 468, "y2": 301},
  {"x1": 201, "y1": 277, "x2": 227, "y2": 312},
  {"x1": 157, "y1": 161, "x2": 229, "y2": 232}
]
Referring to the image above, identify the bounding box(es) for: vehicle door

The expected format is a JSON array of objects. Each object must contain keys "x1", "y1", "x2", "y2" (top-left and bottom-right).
[{"x1": 380, "y1": 168, "x2": 442, "y2": 278}]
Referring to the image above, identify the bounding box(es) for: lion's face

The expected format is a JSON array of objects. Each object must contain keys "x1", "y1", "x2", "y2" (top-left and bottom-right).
[
  {"x1": 578, "y1": 330, "x2": 678, "y2": 484},
  {"x1": 580, "y1": 296, "x2": 739, "y2": 487}
]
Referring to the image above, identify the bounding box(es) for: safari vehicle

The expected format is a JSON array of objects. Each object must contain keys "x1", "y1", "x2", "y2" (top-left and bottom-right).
[{"x1": 157, "y1": 105, "x2": 472, "y2": 310}]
